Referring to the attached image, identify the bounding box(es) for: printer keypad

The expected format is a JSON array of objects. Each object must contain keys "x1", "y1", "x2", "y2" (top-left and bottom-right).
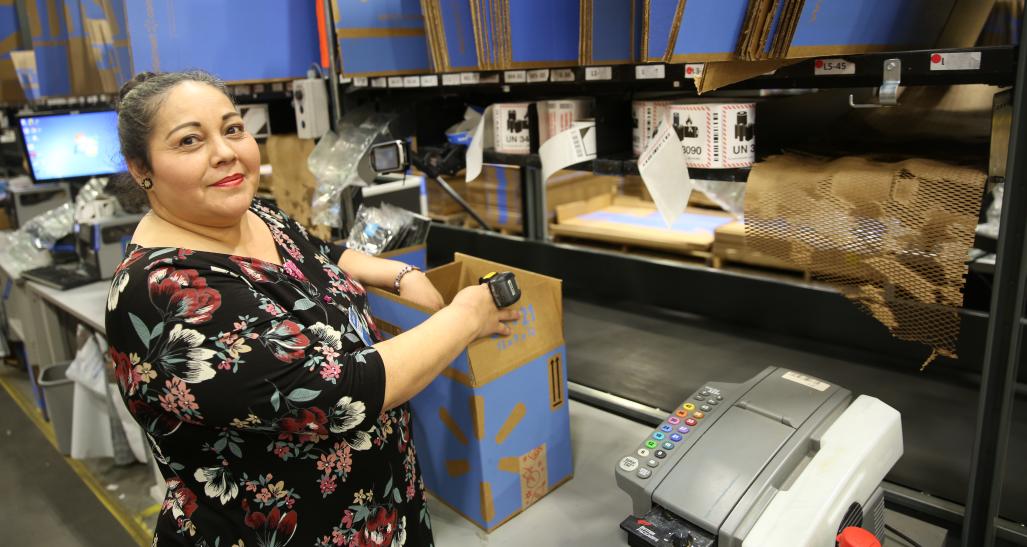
[{"x1": 622, "y1": 385, "x2": 726, "y2": 478}]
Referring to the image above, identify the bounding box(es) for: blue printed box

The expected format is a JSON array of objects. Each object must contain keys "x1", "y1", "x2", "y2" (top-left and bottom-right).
[
  {"x1": 366, "y1": 253, "x2": 571, "y2": 531},
  {"x1": 643, "y1": 0, "x2": 750, "y2": 63},
  {"x1": 125, "y1": 0, "x2": 318, "y2": 81},
  {"x1": 583, "y1": 0, "x2": 644, "y2": 65},
  {"x1": 335, "y1": 0, "x2": 432, "y2": 76},
  {"x1": 378, "y1": 244, "x2": 427, "y2": 271}
]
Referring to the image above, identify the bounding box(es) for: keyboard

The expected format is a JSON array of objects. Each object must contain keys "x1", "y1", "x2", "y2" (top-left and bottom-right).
[{"x1": 22, "y1": 262, "x2": 100, "y2": 290}]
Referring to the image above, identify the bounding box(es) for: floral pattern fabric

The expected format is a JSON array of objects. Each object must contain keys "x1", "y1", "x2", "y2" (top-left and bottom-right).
[{"x1": 106, "y1": 200, "x2": 432, "y2": 546}]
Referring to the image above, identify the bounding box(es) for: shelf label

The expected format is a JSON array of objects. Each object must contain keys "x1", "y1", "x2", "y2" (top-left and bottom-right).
[
  {"x1": 442, "y1": 74, "x2": 461, "y2": 86},
  {"x1": 814, "y1": 58, "x2": 855, "y2": 75},
  {"x1": 460, "y1": 72, "x2": 481, "y2": 85},
  {"x1": 353, "y1": 77, "x2": 369, "y2": 87},
  {"x1": 403, "y1": 76, "x2": 420, "y2": 87},
  {"x1": 635, "y1": 64, "x2": 665, "y2": 80},
  {"x1": 504, "y1": 70, "x2": 526, "y2": 83},
  {"x1": 684, "y1": 64, "x2": 704, "y2": 79},
  {"x1": 930, "y1": 51, "x2": 981, "y2": 71},
  {"x1": 552, "y1": 68, "x2": 576, "y2": 82},
  {"x1": 387, "y1": 76, "x2": 404, "y2": 87},
  {"x1": 371, "y1": 77, "x2": 387, "y2": 88},
  {"x1": 420, "y1": 75, "x2": 439, "y2": 87},
  {"x1": 527, "y1": 69, "x2": 550, "y2": 83},
  {"x1": 585, "y1": 66, "x2": 612, "y2": 81}
]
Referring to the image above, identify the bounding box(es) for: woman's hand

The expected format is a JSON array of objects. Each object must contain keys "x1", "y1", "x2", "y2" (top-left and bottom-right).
[
  {"x1": 450, "y1": 284, "x2": 520, "y2": 340},
  {"x1": 398, "y1": 271, "x2": 445, "y2": 312}
]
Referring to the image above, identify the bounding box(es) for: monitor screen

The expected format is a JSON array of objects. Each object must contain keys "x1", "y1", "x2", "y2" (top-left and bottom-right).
[{"x1": 18, "y1": 110, "x2": 126, "y2": 182}]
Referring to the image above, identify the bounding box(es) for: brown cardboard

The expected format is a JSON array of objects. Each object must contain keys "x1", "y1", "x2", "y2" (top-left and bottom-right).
[
  {"x1": 265, "y1": 135, "x2": 319, "y2": 229},
  {"x1": 936, "y1": 0, "x2": 997, "y2": 48},
  {"x1": 552, "y1": 194, "x2": 732, "y2": 254},
  {"x1": 9, "y1": 50, "x2": 37, "y2": 100},
  {"x1": 695, "y1": 57, "x2": 798, "y2": 93}
]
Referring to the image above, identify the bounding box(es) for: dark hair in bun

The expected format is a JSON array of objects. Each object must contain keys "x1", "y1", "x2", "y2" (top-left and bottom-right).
[{"x1": 116, "y1": 70, "x2": 234, "y2": 173}]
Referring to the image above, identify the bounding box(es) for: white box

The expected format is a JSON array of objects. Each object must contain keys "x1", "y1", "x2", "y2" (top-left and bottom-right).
[{"x1": 541, "y1": 99, "x2": 591, "y2": 144}]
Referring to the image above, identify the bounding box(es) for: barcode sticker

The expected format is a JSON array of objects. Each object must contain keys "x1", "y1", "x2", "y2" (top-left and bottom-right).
[
  {"x1": 684, "y1": 64, "x2": 704, "y2": 79},
  {"x1": 635, "y1": 64, "x2": 665, "y2": 80},
  {"x1": 442, "y1": 74, "x2": 461, "y2": 86},
  {"x1": 930, "y1": 52, "x2": 981, "y2": 71},
  {"x1": 403, "y1": 76, "x2": 420, "y2": 87},
  {"x1": 782, "y1": 371, "x2": 830, "y2": 392},
  {"x1": 814, "y1": 58, "x2": 855, "y2": 75},
  {"x1": 460, "y1": 72, "x2": 480, "y2": 85},
  {"x1": 387, "y1": 76, "x2": 404, "y2": 87},
  {"x1": 504, "y1": 70, "x2": 526, "y2": 83},
  {"x1": 420, "y1": 75, "x2": 439, "y2": 87},
  {"x1": 371, "y1": 77, "x2": 387, "y2": 88},
  {"x1": 353, "y1": 77, "x2": 369, "y2": 87},
  {"x1": 527, "y1": 69, "x2": 550, "y2": 83}
]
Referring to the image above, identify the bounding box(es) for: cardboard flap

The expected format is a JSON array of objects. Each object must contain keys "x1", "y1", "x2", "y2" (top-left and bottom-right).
[{"x1": 450, "y1": 254, "x2": 564, "y2": 386}]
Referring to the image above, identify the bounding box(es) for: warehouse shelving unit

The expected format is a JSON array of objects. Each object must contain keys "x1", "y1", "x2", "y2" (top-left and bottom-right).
[{"x1": 342, "y1": 39, "x2": 1027, "y2": 545}]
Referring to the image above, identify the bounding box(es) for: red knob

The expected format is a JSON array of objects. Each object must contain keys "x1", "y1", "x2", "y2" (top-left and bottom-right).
[{"x1": 836, "y1": 527, "x2": 881, "y2": 547}]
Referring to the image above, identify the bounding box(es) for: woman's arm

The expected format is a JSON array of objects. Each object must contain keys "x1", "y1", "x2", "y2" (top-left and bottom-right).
[
  {"x1": 374, "y1": 284, "x2": 518, "y2": 410},
  {"x1": 339, "y1": 249, "x2": 444, "y2": 311}
]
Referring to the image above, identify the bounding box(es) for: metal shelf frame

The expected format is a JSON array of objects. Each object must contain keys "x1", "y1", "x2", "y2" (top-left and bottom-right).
[{"x1": 343, "y1": 36, "x2": 1027, "y2": 545}]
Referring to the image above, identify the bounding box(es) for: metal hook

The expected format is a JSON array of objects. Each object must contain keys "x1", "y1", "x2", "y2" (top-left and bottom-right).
[{"x1": 849, "y1": 58, "x2": 901, "y2": 109}]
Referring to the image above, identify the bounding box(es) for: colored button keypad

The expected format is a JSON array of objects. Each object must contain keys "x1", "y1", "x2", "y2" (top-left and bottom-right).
[
  {"x1": 677, "y1": 426, "x2": 690, "y2": 434},
  {"x1": 667, "y1": 417, "x2": 680, "y2": 425},
  {"x1": 646, "y1": 440, "x2": 658, "y2": 449},
  {"x1": 660, "y1": 424, "x2": 673, "y2": 432},
  {"x1": 682, "y1": 403, "x2": 695, "y2": 411},
  {"x1": 662, "y1": 442, "x2": 675, "y2": 450},
  {"x1": 670, "y1": 433, "x2": 683, "y2": 442},
  {"x1": 693, "y1": 411, "x2": 705, "y2": 419},
  {"x1": 685, "y1": 418, "x2": 698, "y2": 426},
  {"x1": 652, "y1": 432, "x2": 666, "y2": 441}
]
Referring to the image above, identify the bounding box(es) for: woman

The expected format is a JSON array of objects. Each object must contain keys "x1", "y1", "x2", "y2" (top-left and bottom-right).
[{"x1": 105, "y1": 70, "x2": 517, "y2": 546}]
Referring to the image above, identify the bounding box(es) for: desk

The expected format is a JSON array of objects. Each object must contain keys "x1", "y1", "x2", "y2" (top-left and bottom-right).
[{"x1": 16, "y1": 277, "x2": 649, "y2": 544}]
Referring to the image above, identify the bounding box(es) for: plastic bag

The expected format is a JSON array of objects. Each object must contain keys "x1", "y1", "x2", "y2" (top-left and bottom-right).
[
  {"x1": 345, "y1": 204, "x2": 430, "y2": 255},
  {"x1": 693, "y1": 179, "x2": 747, "y2": 220}
]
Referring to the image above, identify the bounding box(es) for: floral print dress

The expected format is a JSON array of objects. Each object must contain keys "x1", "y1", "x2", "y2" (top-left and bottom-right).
[{"x1": 105, "y1": 200, "x2": 432, "y2": 546}]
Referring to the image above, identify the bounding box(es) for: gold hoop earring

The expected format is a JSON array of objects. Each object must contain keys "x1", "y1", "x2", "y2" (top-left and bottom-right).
[{"x1": 140, "y1": 178, "x2": 153, "y2": 190}]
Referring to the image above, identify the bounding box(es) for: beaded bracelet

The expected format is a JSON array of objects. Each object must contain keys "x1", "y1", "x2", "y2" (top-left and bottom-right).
[{"x1": 393, "y1": 264, "x2": 421, "y2": 292}]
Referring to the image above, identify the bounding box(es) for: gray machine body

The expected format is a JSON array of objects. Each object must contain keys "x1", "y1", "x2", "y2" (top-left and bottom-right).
[
  {"x1": 76, "y1": 214, "x2": 143, "y2": 279},
  {"x1": 7, "y1": 183, "x2": 71, "y2": 228},
  {"x1": 616, "y1": 366, "x2": 876, "y2": 546}
]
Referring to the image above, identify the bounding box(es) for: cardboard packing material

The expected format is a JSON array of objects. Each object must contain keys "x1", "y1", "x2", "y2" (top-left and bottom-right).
[
  {"x1": 552, "y1": 193, "x2": 733, "y2": 254},
  {"x1": 366, "y1": 253, "x2": 571, "y2": 531},
  {"x1": 334, "y1": 0, "x2": 432, "y2": 77},
  {"x1": 125, "y1": 0, "x2": 318, "y2": 80}
]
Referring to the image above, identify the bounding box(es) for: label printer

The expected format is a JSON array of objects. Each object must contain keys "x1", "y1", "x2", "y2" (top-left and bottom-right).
[
  {"x1": 615, "y1": 367, "x2": 903, "y2": 547},
  {"x1": 76, "y1": 214, "x2": 143, "y2": 279}
]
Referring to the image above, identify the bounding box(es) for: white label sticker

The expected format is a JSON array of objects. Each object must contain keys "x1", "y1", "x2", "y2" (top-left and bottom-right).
[
  {"x1": 353, "y1": 77, "x2": 369, "y2": 87},
  {"x1": 420, "y1": 75, "x2": 439, "y2": 87},
  {"x1": 460, "y1": 72, "x2": 480, "y2": 85},
  {"x1": 814, "y1": 58, "x2": 855, "y2": 75},
  {"x1": 635, "y1": 64, "x2": 665, "y2": 80},
  {"x1": 638, "y1": 120, "x2": 693, "y2": 227},
  {"x1": 387, "y1": 76, "x2": 404, "y2": 88},
  {"x1": 337, "y1": 77, "x2": 351, "y2": 84},
  {"x1": 782, "y1": 371, "x2": 830, "y2": 392},
  {"x1": 371, "y1": 77, "x2": 387, "y2": 88},
  {"x1": 527, "y1": 69, "x2": 550, "y2": 83},
  {"x1": 403, "y1": 76, "x2": 420, "y2": 87},
  {"x1": 540, "y1": 121, "x2": 597, "y2": 182},
  {"x1": 683, "y1": 63, "x2": 704, "y2": 79},
  {"x1": 504, "y1": 70, "x2": 526, "y2": 83},
  {"x1": 585, "y1": 66, "x2": 612, "y2": 81},
  {"x1": 442, "y1": 74, "x2": 461, "y2": 86},
  {"x1": 930, "y1": 51, "x2": 982, "y2": 71},
  {"x1": 552, "y1": 68, "x2": 576, "y2": 82}
]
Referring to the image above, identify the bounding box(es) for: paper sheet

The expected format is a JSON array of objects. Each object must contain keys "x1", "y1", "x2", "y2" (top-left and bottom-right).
[
  {"x1": 539, "y1": 121, "x2": 597, "y2": 182},
  {"x1": 638, "y1": 119, "x2": 693, "y2": 227},
  {"x1": 465, "y1": 105, "x2": 495, "y2": 182}
]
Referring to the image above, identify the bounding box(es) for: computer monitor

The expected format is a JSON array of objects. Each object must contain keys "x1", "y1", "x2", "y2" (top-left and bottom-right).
[{"x1": 17, "y1": 109, "x2": 126, "y2": 183}]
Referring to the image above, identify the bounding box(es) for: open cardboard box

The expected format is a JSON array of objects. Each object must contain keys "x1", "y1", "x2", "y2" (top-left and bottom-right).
[{"x1": 365, "y1": 254, "x2": 571, "y2": 531}]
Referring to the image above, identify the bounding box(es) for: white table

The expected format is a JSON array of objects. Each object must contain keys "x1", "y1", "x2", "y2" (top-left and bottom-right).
[{"x1": 20, "y1": 277, "x2": 650, "y2": 544}]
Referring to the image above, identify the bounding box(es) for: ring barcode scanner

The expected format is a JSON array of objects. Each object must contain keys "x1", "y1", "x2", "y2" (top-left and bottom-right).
[{"x1": 479, "y1": 271, "x2": 521, "y2": 308}]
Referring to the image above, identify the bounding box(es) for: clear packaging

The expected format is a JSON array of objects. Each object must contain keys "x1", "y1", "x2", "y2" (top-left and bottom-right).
[{"x1": 345, "y1": 204, "x2": 431, "y2": 255}]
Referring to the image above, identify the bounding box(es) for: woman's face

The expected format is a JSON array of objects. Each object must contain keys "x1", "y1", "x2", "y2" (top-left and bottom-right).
[{"x1": 138, "y1": 81, "x2": 259, "y2": 227}]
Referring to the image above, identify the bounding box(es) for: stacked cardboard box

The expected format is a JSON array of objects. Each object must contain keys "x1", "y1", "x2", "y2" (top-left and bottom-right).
[
  {"x1": 465, "y1": 167, "x2": 620, "y2": 232},
  {"x1": 265, "y1": 135, "x2": 320, "y2": 233}
]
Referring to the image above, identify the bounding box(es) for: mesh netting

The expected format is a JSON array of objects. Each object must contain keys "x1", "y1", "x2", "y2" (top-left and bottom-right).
[{"x1": 745, "y1": 155, "x2": 987, "y2": 362}]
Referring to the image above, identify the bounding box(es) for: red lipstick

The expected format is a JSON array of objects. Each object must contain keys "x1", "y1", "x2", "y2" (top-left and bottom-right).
[{"x1": 212, "y1": 174, "x2": 244, "y2": 188}]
